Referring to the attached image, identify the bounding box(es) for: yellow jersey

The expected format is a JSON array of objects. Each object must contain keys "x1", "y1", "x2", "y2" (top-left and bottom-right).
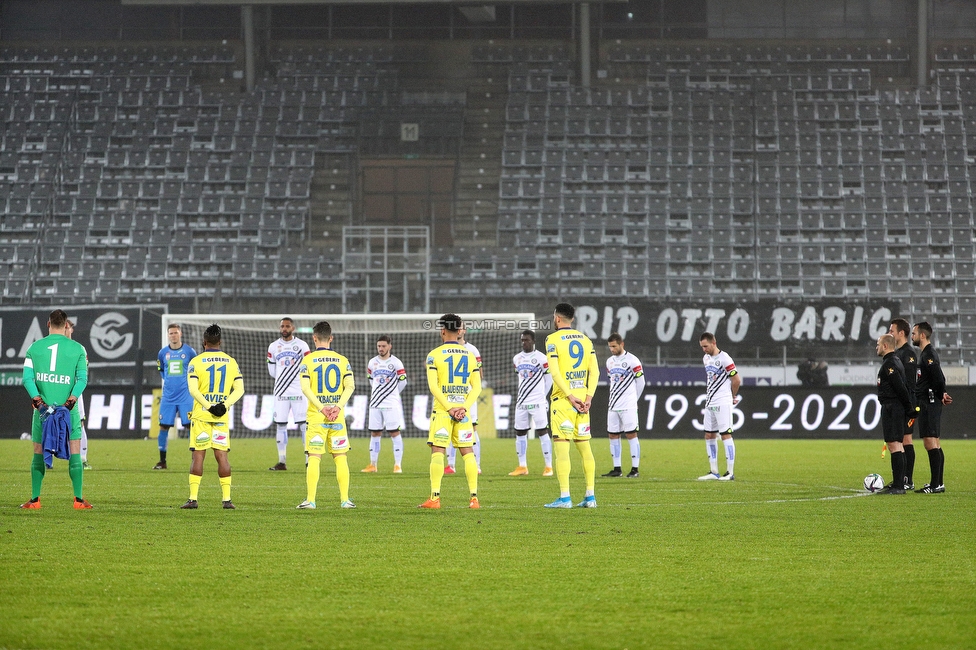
[
  {"x1": 545, "y1": 328, "x2": 599, "y2": 401},
  {"x1": 186, "y1": 350, "x2": 245, "y2": 424},
  {"x1": 299, "y1": 347, "x2": 355, "y2": 427},
  {"x1": 425, "y1": 341, "x2": 481, "y2": 414}
]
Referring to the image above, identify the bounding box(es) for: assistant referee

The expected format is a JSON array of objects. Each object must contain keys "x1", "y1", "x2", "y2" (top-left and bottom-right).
[{"x1": 911, "y1": 321, "x2": 952, "y2": 493}]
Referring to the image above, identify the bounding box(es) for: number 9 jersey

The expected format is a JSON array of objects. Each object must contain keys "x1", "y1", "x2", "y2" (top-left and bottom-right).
[
  {"x1": 545, "y1": 328, "x2": 598, "y2": 402},
  {"x1": 187, "y1": 351, "x2": 245, "y2": 424}
]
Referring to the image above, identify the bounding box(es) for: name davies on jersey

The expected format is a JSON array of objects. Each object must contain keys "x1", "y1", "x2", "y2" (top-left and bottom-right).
[{"x1": 35, "y1": 372, "x2": 74, "y2": 384}]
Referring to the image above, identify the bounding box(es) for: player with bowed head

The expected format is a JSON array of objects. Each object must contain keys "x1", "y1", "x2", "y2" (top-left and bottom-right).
[
  {"x1": 509, "y1": 329, "x2": 554, "y2": 477},
  {"x1": 154, "y1": 323, "x2": 197, "y2": 470},
  {"x1": 697, "y1": 332, "x2": 739, "y2": 481},
  {"x1": 363, "y1": 335, "x2": 407, "y2": 474},
  {"x1": 419, "y1": 314, "x2": 482, "y2": 509},
  {"x1": 297, "y1": 321, "x2": 356, "y2": 509},
  {"x1": 603, "y1": 333, "x2": 645, "y2": 478},
  {"x1": 888, "y1": 318, "x2": 918, "y2": 489},
  {"x1": 267, "y1": 317, "x2": 310, "y2": 471},
  {"x1": 20, "y1": 309, "x2": 91, "y2": 509},
  {"x1": 912, "y1": 321, "x2": 951, "y2": 493},
  {"x1": 445, "y1": 325, "x2": 483, "y2": 475},
  {"x1": 544, "y1": 303, "x2": 599, "y2": 509},
  {"x1": 181, "y1": 324, "x2": 245, "y2": 510},
  {"x1": 874, "y1": 333, "x2": 913, "y2": 495}
]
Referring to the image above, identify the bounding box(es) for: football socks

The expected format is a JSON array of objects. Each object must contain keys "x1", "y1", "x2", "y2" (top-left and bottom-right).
[
  {"x1": 515, "y1": 434, "x2": 528, "y2": 467},
  {"x1": 306, "y1": 455, "x2": 321, "y2": 504},
  {"x1": 463, "y1": 453, "x2": 478, "y2": 496},
  {"x1": 629, "y1": 437, "x2": 641, "y2": 469},
  {"x1": 392, "y1": 433, "x2": 404, "y2": 467},
  {"x1": 723, "y1": 438, "x2": 736, "y2": 476},
  {"x1": 275, "y1": 425, "x2": 288, "y2": 464},
  {"x1": 188, "y1": 474, "x2": 202, "y2": 501},
  {"x1": 68, "y1": 454, "x2": 83, "y2": 499},
  {"x1": 429, "y1": 451, "x2": 445, "y2": 498},
  {"x1": 576, "y1": 439, "x2": 596, "y2": 494},
  {"x1": 609, "y1": 437, "x2": 622, "y2": 467},
  {"x1": 334, "y1": 454, "x2": 350, "y2": 503},
  {"x1": 554, "y1": 440, "x2": 572, "y2": 498},
  {"x1": 904, "y1": 443, "x2": 915, "y2": 486},
  {"x1": 219, "y1": 476, "x2": 232, "y2": 502},
  {"x1": 706, "y1": 438, "x2": 719, "y2": 474},
  {"x1": 889, "y1": 451, "x2": 906, "y2": 489},
  {"x1": 446, "y1": 443, "x2": 456, "y2": 470},
  {"x1": 473, "y1": 432, "x2": 482, "y2": 469},
  {"x1": 539, "y1": 432, "x2": 553, "y2": 468},
  {"x1": 158, "y1": 428, "x2": 169, "y2": 452},
  {"x1": 31, "y1": 453, "x2": 45, "y2": 499}
]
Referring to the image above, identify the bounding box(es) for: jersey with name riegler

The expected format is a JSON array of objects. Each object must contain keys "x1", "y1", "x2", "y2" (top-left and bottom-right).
[
  {"x1": 702, "y1": 350, "x2": 737, "y2": 407},
  {"x1": 367, "y1": 354, "x2": 406, "y2": 408},
  {"x1": 513, "y1": 349, "x2": 549, "y2": 406},
  {"x1": 24, "y1": 334, "x2": 88, "y2": 405},
  {"x1": 158, "y1": 343, "x2": 196, "y2": 400},
  {"x1": 606, "y1": 351, "x2": 644, "y2": 411},
  {"x1": 267, "y1": 337, "x2": 310, "y2": 398}
]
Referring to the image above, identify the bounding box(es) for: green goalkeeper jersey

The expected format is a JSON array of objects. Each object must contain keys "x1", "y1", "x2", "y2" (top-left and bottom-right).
[{"x1": 22, "y1": 333, "x2": 89, "y2": 406}]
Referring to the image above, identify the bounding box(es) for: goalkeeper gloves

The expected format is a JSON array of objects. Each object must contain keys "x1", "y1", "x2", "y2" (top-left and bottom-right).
[
  {"x1": 31, "y1": 396, "x2": 44, "y2": 410},
  {"x1": 208, "y1": 402, "x2": 227, "y2": 417},
  {"x1": 65, "y1": 396, "x2": 77, "y2": 411}
]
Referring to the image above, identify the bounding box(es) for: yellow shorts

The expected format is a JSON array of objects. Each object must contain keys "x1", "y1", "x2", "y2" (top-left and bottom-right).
[
  {"x1": 306, "y1": 421, "x2": 351, "y2": 455},
  {"x1": 427, "y1": 411, "x2": 475, "y2": 449},
  {"x1": 550, "y1": 399, "x2": 591, "y2": 441},
  {"x1": 189, "y1": 419, "x2": 231, "y2": 451}
]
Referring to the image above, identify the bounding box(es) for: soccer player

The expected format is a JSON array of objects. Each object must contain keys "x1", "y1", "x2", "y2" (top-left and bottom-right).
[
  {"x1": 267, "y1": 317, "x2": 310, "y2": 471},
  {"x1": 155, "y1": 323, "x2": 196, "y2": 470},
  {"x1": 603, "y1": 333, "x2": 645, "y2": 478},
  {"x1": 698, "y1": 332, "x2": 739, "y2": 481},
  {"x1": 65, "y1": 318, "x2": 92, "y2": 470},
  {"x1": 875, "y1": 333, "x2": 913, "y2": 495},
  {"x1": 912, "y1": 321, "x2": 952, "y2": 493},
  {"x1": 509, "y1": 330, "x2": 553, "y2": 476},
  {"x1": 297, "y1": 321, "x2": 356, "y2": 509},
  {"x1": 20, "y1": 309, "x2": 91, "y2": 509},
  {"x1": 544, "y1": 303, "x2": 599, "y2": 509},
  {"x1": 446, "y1": 325, "x2": 483, "y2": 474},
  {"x1": 181, "y1": 324, "x2": 245, "y2": 510},
  {"x1": 889, "y1": 318, "x2": 918, "y2": 489},
  {"x1": 419, "y1": 313, "x2": 482, "y2": 509},
  {"x1": 363, "y1": 335, "x2": 407, "y2": 474}
]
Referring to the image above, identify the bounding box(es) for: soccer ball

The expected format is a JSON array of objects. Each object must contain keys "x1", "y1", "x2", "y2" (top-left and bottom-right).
[
  {"x1": 863, "y1": 473, "x2": 885, "y2": 492},
  {"x1": 20, "y1": 432, "x2": 29, "y2": 440}
]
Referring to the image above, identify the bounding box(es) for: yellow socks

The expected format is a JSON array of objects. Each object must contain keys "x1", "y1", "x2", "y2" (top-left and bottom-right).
[
  {"x1": 334, "y1": 454, "x2": 350, "y2": 502},
  {"x1": 189, "y1": 474, "x2": 201, "y2": 500},
  {"x1": 219, "y1": 476, "x2": 232, "y2": 502},
  {"x1": 463, "y1": 452, "x2": 478, "y2": 496},
  {"x1": 576, "y1": 440, "x2": 596, "y2": 493},
  {"x1": 555, "y1": 440, "x2": 572, "y2": 496},
  {"x1": 306, "y1": 455, "x2": 321, "y2": 503},
  {"x1": 429, "y1": 451, "x2": 445, "y2": 498}
]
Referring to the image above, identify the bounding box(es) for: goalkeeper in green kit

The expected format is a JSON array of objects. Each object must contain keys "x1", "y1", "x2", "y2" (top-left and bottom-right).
[{"x1": 20, "y1": 309, "x2": 91, "y2": 509}]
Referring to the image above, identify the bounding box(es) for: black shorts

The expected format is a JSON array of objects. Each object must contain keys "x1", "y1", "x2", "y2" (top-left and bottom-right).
[
  {"x1": 881, "y1": 403, "x2": 905, "y2": 444},
  {"x1": 917, "y1": 402, "x2": 942, "y2": 438}
]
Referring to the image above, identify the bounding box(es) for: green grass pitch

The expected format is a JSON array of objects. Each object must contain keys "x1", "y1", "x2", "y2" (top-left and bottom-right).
[{"x1": 1, "y1": 437, "x2": 974, "y2": 649}]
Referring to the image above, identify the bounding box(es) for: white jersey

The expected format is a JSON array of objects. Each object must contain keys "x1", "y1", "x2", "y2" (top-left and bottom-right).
[
  {"x1": 606, "y1": 351, "x2": 644, "y2": 411},
  {"x1": 367, "y1": 354, "x2": 407, "y2": 408},
  {"x1": 513, "y1": 349, "x2": 550, "y2": 407},
  {"x1": 267, "y1": 337, "x2": 311, "y2": 398},
  {"x1": 703, "y1": 350, "x2": 737, "y2": 407}
]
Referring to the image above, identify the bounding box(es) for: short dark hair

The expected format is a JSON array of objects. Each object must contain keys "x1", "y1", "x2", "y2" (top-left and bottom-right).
[
  {"x1": 554, "y1": 303, "x2": 575, "y2": 321},
  {"x1": 167, "y1": 323, "x2": 181, "y2": 331},
  {"x1": 700, "y1": 332, "x2": 716, "y2": 343},
  {"x1": 281, "y1": 317, "x2": 294, "y2": 324},
  {"x1": 521, "y1": 329, "x2": 535, "y2": 341},
  {"x1": 890, "y1": 318, "x2": 911, "y2": 337},
  {"x1": 377, "y1": 334, "x2": 391, "y2": 344},
  {"x1": 313, "y1": 321, "x2": 332, "y2": 340},
  {"x1": 203, "y1": 323, "x2": 222, "y2": 346},
  {"x1": 915, "y1": 321, "x2": 933, "y2": 338},
  {"x1": 439, "y1": 313, "x2": 462, "y2": 332},
  {"x1": 608, "y1": 332, "x2": 623, "y2": 344},
  {"x1": 49, "y1": 309, "x2": 68, "y2": 328}
]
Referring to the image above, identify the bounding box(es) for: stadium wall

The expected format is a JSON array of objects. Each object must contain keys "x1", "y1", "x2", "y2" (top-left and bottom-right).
[{"x1": 1, "y1": 385, "x2": 971, "y2": 440}]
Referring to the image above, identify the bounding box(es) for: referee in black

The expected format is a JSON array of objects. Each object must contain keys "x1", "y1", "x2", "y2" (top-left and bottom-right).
[
  {"x1": 911, "y1": 321, "x2": 952, "y2": 493},
  {"x1": 875, "y1": 333, "x2": 913, "y2": 495},
  {"x1": 889, "y1": 318, "x2": 918, "y2": 489}
]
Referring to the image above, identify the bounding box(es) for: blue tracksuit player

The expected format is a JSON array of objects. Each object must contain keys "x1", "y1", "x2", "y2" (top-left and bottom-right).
[{"x1": 154, "y1": 323, "x2": 197, "y2": 469}]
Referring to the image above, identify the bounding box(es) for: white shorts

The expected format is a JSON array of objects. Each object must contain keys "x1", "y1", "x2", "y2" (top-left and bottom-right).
[
  {"x1": 607, "y1": 408, "x2": 639, "y2": 434},
  {"x1": 703, "y1": 404, "x2": 733, "y2": 434},
  {"x1": 368, "y1": 403, "x2": 405, "y2": 431},
  {"x1": 514, "y1": 403, "x2": 548, "y2": 430},
  {"x1": 275, "y1": 395, "x2": 308, "y2": 425}
]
